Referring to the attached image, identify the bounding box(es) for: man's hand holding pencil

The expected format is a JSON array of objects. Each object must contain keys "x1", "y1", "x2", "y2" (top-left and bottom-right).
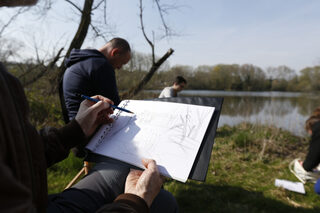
[{"x1": 75, "y1": 95, "x2": 114, "y2": 137}]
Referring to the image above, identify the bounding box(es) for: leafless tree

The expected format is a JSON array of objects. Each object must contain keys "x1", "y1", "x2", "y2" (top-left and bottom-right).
[{"x1": 121, "y1": 0, "x2": 175, "y2": 99}]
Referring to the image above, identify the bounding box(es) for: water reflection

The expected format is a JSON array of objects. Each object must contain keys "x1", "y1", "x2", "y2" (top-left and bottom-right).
[
  {"x1": 146, "y1": 90, "x2": 320, "y2": 136},
  {"x1": 220, "y1": 97, "x2": 310, "y2": 136}
]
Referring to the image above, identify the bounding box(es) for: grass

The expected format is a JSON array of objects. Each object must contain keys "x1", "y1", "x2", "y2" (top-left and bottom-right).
[
  {"x1": 47, "y1": 153, "x2": 83, "y2": 194},
  {"x1": 47, "y1": 123, "x2": 320, "y2": 212}
]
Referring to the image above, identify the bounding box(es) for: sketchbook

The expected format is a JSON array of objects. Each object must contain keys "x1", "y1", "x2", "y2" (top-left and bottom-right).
[{"x1": 86, "y1": 100, "x2": 215, "y2": 182}]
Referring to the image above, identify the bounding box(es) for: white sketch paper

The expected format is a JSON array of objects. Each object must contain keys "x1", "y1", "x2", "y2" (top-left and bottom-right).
[{"x1": 86, "y1": 100, "x2": 215, "y2": 182}]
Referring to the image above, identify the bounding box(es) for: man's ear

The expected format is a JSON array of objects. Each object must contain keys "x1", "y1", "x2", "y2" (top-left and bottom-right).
[{"x1": 110, "y1": 48, "x2": 120, "y2": 57}]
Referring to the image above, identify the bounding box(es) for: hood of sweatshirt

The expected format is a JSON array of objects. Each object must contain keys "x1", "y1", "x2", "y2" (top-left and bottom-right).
[{"x1": 65, "y1": 49, "x2": 105, "y2": 68}]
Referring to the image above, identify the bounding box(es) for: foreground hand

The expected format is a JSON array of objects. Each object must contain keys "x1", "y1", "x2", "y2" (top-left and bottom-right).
[
  {"x1": 125, "y1": 159, "x2": 165, "y2": 207},
  {"x1": 75, "y1": 95, "x2": 114, "y2": 137}
]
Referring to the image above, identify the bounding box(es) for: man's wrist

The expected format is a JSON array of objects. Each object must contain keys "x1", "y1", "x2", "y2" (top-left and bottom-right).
[
  {"x1": 114, "y1": 193, "x2": 149, "y2": 212},
  {"x1": 59, "y1": 119, "x2": 87, "y2": 148}
]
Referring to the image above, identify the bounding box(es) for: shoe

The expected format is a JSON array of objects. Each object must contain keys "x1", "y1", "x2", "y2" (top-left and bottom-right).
[
  {"x1": 289, "y1": 158, "x2": 320, "y2": 184},
  {"x1": 315, "y1": 163, "x2": 320, "y2": 172}
]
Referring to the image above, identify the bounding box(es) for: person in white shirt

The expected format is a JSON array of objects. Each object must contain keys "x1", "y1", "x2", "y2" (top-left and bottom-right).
[{"x1": 159, "y1": 76, "x2": 187, "y2": 98}]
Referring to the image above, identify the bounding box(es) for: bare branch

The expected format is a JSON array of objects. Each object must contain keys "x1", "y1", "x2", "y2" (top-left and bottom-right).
[
  {"x1": 103, "y1": 0, "x2": 107, "y2": 24},
  {"x1": 64, "y1": 0, "x2": 83, "y2": 14},
  {"x1": 32, "y1": 0, "x2": 54, "y2": 18},
  {"x1": 154, "y1": 0, "x2": 170, "y2": 36},
  {"x1": 139, "y1": 0, "x2": 155, "y2": 64},
  {"x1": 92, "y1": 0, "x2": 105, "y2": 11},
  {"x1": 0, "y1": 7, "x2": 29, "y2": 37},
  {"x1": 21, "y1": 47, "x2": 64, "y2": 87},
  {"x1": 124, "y1": 0, "x2": 177, "y2": 98},
  {"x1": 90, "y1": 23, "x2": 108, "y2": 43},
  {"x1": 17, "y1": 62, "x2": 44, "y2": 80},
  {"x1": 121, "y1": 48, "x2": 174, "y2": 99},
  {"x1": 31, "y1": 37, "x2": 44, "y2": 64}
]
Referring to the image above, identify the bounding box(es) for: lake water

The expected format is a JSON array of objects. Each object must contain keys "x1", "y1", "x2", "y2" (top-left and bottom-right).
[{"x1": 146, "y1": 90, "x2": 320, "y2": 136}]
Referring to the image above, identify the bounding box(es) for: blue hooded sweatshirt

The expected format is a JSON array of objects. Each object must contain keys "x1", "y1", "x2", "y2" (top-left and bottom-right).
[{"x1": 63, "y1": 49, "x2": 121, "y2": 121}]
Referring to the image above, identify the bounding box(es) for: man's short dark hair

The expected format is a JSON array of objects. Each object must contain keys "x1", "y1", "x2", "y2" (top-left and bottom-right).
[
  {"x1": 174, "y1": 76, "x2": 187, "y2": 85},
  {"x1": 109, "y1": 37, "x2": 131, "y2": 54}
]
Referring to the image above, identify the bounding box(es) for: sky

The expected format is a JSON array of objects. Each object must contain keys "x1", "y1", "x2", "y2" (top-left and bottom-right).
[{"x1": 1, "y1": 0, "x2": 320, "y2": 72}]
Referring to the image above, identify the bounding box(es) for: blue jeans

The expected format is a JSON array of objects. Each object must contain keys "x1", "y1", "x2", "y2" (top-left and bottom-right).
[
  {"x1": 314, "y1": 178, "x2": 320, "y2": 195},
  {"x1": 47, "y1": 158, "x2": 178, "y2": 212}
]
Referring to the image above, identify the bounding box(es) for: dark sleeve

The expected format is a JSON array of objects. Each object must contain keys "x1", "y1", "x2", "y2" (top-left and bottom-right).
[
  {"x1": 303, "y1": 122, "x2": 320, "y2": 171},
  {"x1": 0, "y1": 123, "x2": 36, "y2": 212},
  {"x1": 40, "y1": 119, "x2": 86, "y2": 168},
  {"x1": 0, "y1": 63, "x2": 37, "y2": 212},
  {"x1": 0, "y1": 161, "x2": 36, "y2": 212},
  {"x1": 96, "y1": 194, "x2": 149, "y2": 213}
]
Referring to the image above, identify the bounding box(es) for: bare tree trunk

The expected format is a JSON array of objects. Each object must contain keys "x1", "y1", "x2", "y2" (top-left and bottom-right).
[
  {"x1": 52, "y1": 0, "x2": 94, "y2": 93},
  {"x1": 55, "y1": 0, "x2": 94, "y2": 123},
  {"x1": 121, "y1": 48, "x2": 174, "y2": 99}
]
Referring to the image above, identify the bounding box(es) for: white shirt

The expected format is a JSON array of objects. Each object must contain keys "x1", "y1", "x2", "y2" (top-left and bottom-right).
[{"x1": 158, "y1": 86, "x2": 176, "y2": 98}]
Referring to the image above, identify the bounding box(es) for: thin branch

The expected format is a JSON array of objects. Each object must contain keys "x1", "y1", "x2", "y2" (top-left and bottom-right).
[
  {"x1": 32, "y1": 0, "x2": 54, "y2": 18},
  {"x1": 64, "y1": 0, "x2": 83, "y2": 14},
  {"x1": 139, "y1": 0, "x2": 155, "y2": 64},
  {"x1": 22, "y1": 47, "x2": 64, "y2": 87},
  {"x1": 17, "y1": 62, "x2": 44, "y2": 80},
  {"x1": 154, "y1": 0, "x2": 170, "y2": 36},
  {"x1": 0, "y1": 7, "x2": 29, "y2": 37},
  {"x1": 92, "y1": 0, "x2": 105, "y2": 11},
  {"x1": 90, "y1": 23, "x2": 108, "y2": 43},
  {"x1": 121, "y1": 48, "x2": 174, "y2": 99},
  {"x1": 103, "y1": 0, "x2": 107, "y2": 24},
  {"x1": 32, "y1": 37, "x2": 43, "y2": 64}
]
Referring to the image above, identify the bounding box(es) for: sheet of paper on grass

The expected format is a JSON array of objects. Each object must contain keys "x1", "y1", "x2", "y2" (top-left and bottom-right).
[
  {"x1": 86, "y1": 100, "x2": 215, "y2": 182},
  {"x1": 275, "y1": 179, "x2": 305, "y2": 194}
]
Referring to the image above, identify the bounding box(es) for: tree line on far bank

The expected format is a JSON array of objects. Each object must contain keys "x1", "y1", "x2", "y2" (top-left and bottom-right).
[
  {"x1": 117, "y1": 61, "x2": 320, "y2": 92},
  {"x1": 5, "y1": 52, "x2": 320, "y2": 94}
]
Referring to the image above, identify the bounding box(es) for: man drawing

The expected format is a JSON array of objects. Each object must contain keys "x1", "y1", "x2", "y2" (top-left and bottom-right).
[{"x1": 63, "y1": 38, "x2": 131, "y2": 121}]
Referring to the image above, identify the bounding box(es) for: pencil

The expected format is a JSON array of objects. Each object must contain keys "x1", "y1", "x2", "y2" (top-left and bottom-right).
[{"x1": 78, "y1": 94, "x2": 134, "y2": 114}]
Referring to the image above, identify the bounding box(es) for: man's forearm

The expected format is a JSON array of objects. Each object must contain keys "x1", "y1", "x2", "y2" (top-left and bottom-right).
[
  {"x1": 41, "y1": 119, "x2": 86, "y2": 167},
  {"x1": 96, "y1": 194, "x2": 149, "y2": 213}
]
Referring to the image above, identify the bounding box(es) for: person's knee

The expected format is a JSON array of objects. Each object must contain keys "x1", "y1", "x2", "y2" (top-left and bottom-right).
[
  {"x1": 150, "y1": 189, "x2": 178, "y2": 213},
  {"x1": 72, "y1": 161, "x2": 131, "y2": 201}
]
